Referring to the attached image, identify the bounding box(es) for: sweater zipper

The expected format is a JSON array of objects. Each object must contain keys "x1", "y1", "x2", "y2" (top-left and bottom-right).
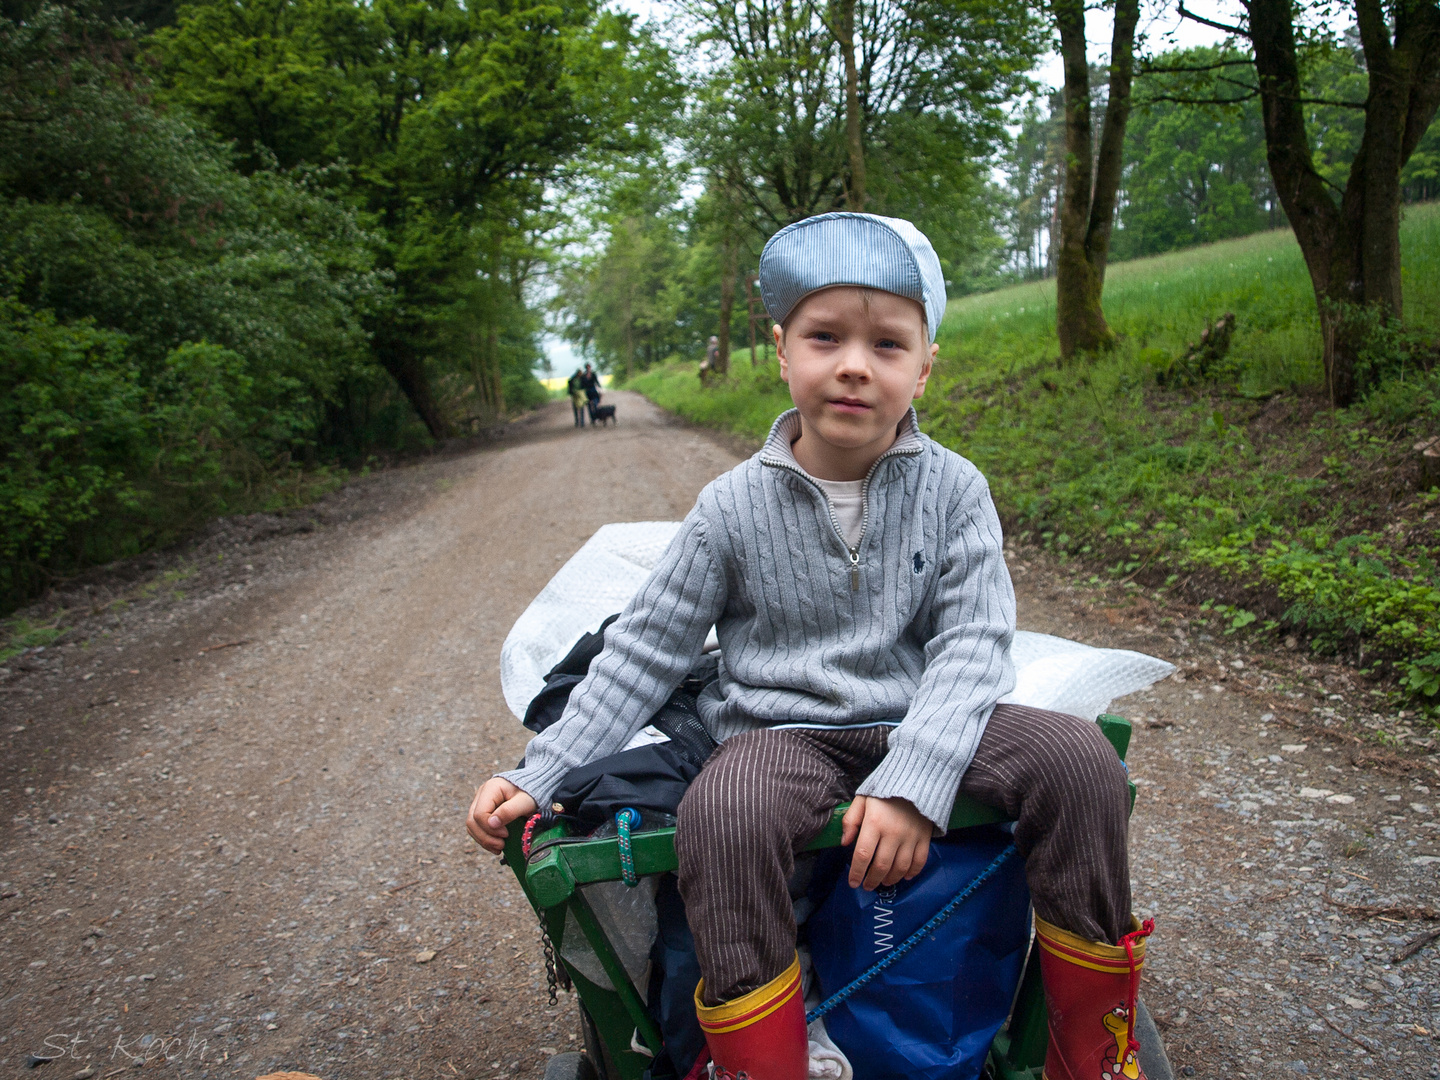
[{"x1": 764, "y1": 441, "x2": 922, "y2": 592}]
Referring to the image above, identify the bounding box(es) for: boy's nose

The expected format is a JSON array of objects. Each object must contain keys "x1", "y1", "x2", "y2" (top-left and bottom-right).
[{"x1": 834, "y1": 344, "x2": 872, "y2": 379}]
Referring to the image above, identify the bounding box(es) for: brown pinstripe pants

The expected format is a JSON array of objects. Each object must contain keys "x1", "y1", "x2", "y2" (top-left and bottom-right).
[{"x1": 674, "y1": 704, "x2": 1133, "y2": 1005}]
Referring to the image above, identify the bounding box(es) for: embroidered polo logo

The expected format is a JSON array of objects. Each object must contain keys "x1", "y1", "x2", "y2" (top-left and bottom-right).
[{"x1": 912, "y1": 552, "x2": 925, "y2": 574}]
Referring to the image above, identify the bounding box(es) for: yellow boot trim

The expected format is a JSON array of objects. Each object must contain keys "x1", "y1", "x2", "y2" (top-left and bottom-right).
[
  {"x1": 1035, "y1": 915, "x2": 1147, "y2": 974},
  {"x1": 695, "y1": 955, "x2": 803, "y2": 1035}
]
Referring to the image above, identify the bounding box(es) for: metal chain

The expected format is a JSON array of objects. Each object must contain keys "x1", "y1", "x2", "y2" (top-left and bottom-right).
[{"x1": 539, "y1": 919, "x2": 562, "y2": 1006}]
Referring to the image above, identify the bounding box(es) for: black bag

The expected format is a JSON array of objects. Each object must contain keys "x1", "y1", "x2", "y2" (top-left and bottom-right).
[
  {"x1": 522, "y1": 614, "x2": 620, "y2": 735},
  {"x1": 525, "y1": 617, "x2": 720, "y2": 831},
  {"x1": 550, "y1": 743, "x2": 700, "y2": 833}
]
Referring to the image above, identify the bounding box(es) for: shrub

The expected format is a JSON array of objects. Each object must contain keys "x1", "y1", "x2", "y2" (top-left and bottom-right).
[{"x1": 0, "y1": 299, "x2": 146, "y2": 602}]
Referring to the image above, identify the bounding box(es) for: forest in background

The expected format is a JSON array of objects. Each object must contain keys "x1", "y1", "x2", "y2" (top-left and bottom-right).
[{"x1": 0, "y1": 0, "x2": 674, "y2": 611}]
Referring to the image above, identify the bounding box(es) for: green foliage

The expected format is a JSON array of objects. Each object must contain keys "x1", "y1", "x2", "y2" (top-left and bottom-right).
[
  {"x1": 0, "y1": 298, "x2": 265, "y2": 606},
  {"x1": 685, "y1": 0, "x2": 1042, "y2": 269},
  {"x1": 0, "y1": 0, "x2": 663, "y2": 610},
  {"x1": 627, "y1": 356, "x2": 794, "y2": 442},
  {"x1": 0, "y1": 300, "x2": 146, "y2": 595},
  {"x1": 1116, "y1": 47, "x2": 1279, "y2": 260},
  {"x1": 564, "y1": 0, "x2": 1045, "y2": 373},
  {"x1": 0, "y1": 2, "x2": 400, "y2": 608},
  {"x1": 154, "y1": 0, "x2": 665, "y2": 432},
  {"x1": 558, "y1": 174, "x2": 750, "y2": 376}
]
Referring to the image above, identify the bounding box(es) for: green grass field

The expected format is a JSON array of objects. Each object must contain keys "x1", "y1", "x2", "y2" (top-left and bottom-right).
[
  {"x1": 629, "y1": 204, "x2": 1440, "y2": 703},
  {"x1": 941, "y1": 205, "x2": 1440, "y2": 392}
]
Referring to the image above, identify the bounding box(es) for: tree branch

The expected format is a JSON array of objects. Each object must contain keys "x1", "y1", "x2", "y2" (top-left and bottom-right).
[
  {"x1": 1136, "y1": 90, "x2": 1258, "y2": 106},
  {"x1": 1177, "y1": 2, "x2": 1251, "y2": 39},
  {"x1": 1295, "y1": 95, "x2": 1369, "y2": 109},
  {"x1": 1139, "y1": 58, "x2": 1253, "y2": 74},
  {"x1": 1214, "y1": 73, "x2": 1367, "y2": 108}
]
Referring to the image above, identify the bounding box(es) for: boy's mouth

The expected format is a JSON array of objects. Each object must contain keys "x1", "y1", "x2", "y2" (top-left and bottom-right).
[{"x1": 828, "y1": 397, "x2": 872, "y2": 413}]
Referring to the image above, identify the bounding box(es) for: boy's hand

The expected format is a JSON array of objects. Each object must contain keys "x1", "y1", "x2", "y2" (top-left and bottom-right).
[
  {"x1": 841, "y1": 795, "x2": 931, "y2": 890},
  {"x1": 466, "y1": 777, "x2": 538, "y2": 855}
]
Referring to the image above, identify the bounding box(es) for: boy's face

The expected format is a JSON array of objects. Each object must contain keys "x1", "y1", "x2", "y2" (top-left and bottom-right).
[{"x1": 776, "y1": 287, "x2": 935, "y2": 478}]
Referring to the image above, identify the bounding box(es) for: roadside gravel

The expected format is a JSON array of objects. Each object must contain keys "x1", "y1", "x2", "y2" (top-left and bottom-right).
[{"x1": 1011, "y1": 558, "x2": 1440, "y2": 1079}]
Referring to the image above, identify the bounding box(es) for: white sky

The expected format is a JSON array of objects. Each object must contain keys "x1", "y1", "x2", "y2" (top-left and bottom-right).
[
  {"x1": 541, "y1": 335, "x2": 583, "y2": 379},
  {"x1": 613, "y1": 0, "x2": 1239, "y2": 88},
  {"x1": 1058, "y1": 0, "x2": 1236, "y2": 82}
]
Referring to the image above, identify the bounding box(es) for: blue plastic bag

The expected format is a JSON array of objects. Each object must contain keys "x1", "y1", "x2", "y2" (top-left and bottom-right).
[{"x1": 806, "y1": 826, "x2": 1032, "y2": 1080}]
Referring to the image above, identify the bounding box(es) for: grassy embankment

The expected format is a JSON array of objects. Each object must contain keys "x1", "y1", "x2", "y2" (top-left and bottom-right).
[{"x1": 629, "y1": 203, "x2": 1440, "y2": 706}]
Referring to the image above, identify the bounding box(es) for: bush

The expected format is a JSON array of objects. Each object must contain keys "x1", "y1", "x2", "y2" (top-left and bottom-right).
[
  {"x1": 0, "y1": 299, "x2": 146, "y2": 602},
  {"x1": 0, "y1": 3, "x2": 392, "y2": 611}
]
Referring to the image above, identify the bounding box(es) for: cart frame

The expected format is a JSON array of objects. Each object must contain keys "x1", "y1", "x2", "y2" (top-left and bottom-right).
[{"x1": 505, "y1": 715, "x2": 1150, "y2": 1080}]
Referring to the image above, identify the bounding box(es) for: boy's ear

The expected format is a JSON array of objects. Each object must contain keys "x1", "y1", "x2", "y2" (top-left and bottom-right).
[
  {"x1": 774, "y1": 322, "x2": 789, "y2": 382},
  {"x1": 912, "y1": 343, "x2": 937, "y2": 400}
]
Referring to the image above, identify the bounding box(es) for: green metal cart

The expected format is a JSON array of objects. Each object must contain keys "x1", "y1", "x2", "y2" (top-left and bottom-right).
[{"x1": 504, "y1": 714, "x2": 1172, "y2": 1080}]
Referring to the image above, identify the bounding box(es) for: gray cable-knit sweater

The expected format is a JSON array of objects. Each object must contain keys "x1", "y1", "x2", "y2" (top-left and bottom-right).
[{"x1": 502, "y1": 407, "x2": 1017, "y2": 829}]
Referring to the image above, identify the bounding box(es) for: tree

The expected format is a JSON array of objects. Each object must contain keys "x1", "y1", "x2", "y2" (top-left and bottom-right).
[
  {"x1": 1172, "y1": 0, "x2": 1440, "y2": 405},
  {"x1": 687, "y1": 0, "x2": 1043, "y2": 234},
  {"x1": 1117, "y1": 46, "x2": 1279, "y2": 259},
  {"x1": 0, "y1": 2, "x2": 386, "y2": 605},
  {"x1": 156, "y1": 0, "x2": 656, "y2": 436},
  {"x1": 0, "y1": 2, "x2": 382, "y2": 415},
  {"x1": 1052, "y1": 0, "x2": 1140, "y2": 359},
  {"x1": 829, "y1": 0, "x2": 866, "y2": 208},
  {"x1": 714, "y1": 230, "x2": 737, "y2": 374},
  {"x1": 1002, "y1": 92, "x2": 1064, "y2": 278},
  {"x1": 557, "y1": 166, "x2": 687, "y2": 378}
]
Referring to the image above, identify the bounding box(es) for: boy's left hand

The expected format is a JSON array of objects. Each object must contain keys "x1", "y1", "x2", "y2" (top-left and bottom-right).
[{"x1": 841, "y1": 795, "x2": 931, "y2": 890}]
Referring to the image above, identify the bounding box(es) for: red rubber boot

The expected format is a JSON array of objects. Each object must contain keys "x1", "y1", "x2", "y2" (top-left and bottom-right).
[
  {"x1": 1035, "y1": 915, "x2": 1154, "y2": 1080},
  {"x1": 694, "y1": 954, "x2": 808, "y2": 1080}
]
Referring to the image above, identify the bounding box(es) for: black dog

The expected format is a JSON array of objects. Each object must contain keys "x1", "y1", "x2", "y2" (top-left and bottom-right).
[{"x1": 588, "y1": 400, "x2": 617, "y2": 426}]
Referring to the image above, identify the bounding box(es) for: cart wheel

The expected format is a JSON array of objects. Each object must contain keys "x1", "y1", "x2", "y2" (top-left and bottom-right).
[
  {"x1": 543, "y1": 1052, "x2": 597, "y2": 1080},
  {"x1": 578, "y1": 1002, "x2": 616, "y2": 1080},
  {"x1": 1135, "y1": 997, "x2": 1174, "y2": 1080}
]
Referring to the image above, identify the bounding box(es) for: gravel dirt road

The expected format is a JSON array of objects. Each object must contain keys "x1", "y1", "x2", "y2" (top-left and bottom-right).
[{"x1": 3, "y1": 393, "x2": 1437, "y2": 1079}]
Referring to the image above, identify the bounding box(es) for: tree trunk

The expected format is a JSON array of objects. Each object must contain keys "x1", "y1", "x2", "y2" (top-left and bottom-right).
[
  {"x1": 1249, "y1": 0, "x2": 1440, "y2": 405},
  {"x1": 832, "y1": 0, "x2": 866, "y2": 210},
  {"x1": 487, "y1": 325, "x2": 503, "y2": 419},
  {"x1": 374, "y1": 329, "x2": 445, "y2": 440},
  {"x1": 1053, "y1": 0, "x2": 1139, "y2": 359},
  {"x1": 716, "y1": 229, "x2": 736, "y2": 376}
]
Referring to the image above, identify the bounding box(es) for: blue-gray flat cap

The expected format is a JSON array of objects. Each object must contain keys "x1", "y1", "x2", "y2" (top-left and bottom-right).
[{"x1": 759, "y1": 212, "x2": 946, "y2": 343}]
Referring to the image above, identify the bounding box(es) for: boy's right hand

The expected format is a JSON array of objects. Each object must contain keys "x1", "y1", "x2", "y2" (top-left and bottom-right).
[{"x1": 466, "y1": 777, "x2": 539, "y2": 854}]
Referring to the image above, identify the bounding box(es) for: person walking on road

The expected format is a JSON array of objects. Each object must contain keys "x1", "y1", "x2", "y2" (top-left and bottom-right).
[
  {"x1": 579, "y1": 364, "x2": 601, "y2": 410},
  {"x1": 566, "y1": 369, "x2": 587, "y2": 427}
]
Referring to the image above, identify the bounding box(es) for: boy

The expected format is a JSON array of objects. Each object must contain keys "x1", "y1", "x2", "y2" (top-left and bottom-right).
[{"x1": 468, "y1": 213, "x2": 1153, "y2": 1080}]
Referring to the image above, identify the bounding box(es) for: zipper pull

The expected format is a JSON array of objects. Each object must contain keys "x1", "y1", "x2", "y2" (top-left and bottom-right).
[{"x1": 849, "y1": 549, "x2": 860, "y2": 591}]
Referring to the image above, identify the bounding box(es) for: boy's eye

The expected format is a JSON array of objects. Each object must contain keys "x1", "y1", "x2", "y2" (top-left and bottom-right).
[
  {"x1": 876, "y1": 338, "x2": 902, "y2": 350},
  {"x1": 809, "y1": 331, "x2": 838, "y2": 343}
]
